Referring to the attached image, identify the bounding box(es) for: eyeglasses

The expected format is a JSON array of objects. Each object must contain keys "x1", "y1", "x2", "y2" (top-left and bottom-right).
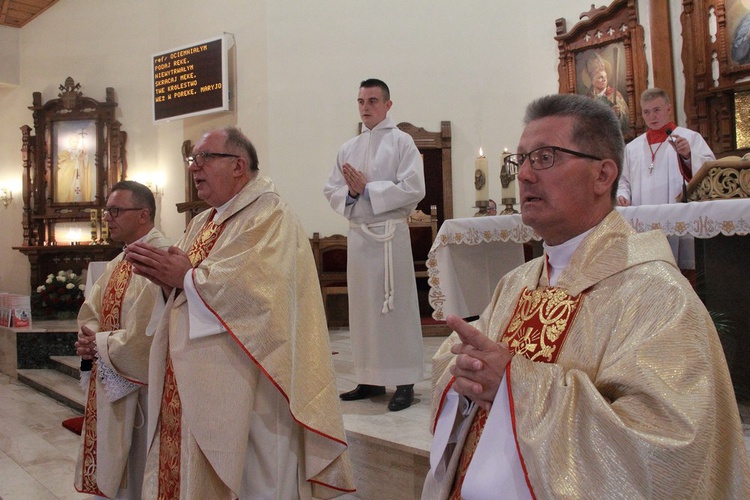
[
  {"x1": 103, "y1": 207, "x2": 145, "y2": 218},
  {"x1": 184, "y1": 151, "x2": 240, "y2": 167},
  {"x1": 503, "y1": 146, "x2": 602, "y2": 171}
]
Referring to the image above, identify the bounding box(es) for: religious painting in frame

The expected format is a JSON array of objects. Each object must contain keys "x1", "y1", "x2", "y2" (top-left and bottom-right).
[
  {"x1": 555, "y1": 0, "x2": 648, "y2": 141},
  {"x1": 574, "y1": 43, "x2": 631, "y2": 137},
  {"x1": 19, "y1": 77, "x2": 127, "y2": 248},
  {"x1": 51, "y1": 119, "x2": 97, "y2": 204}
]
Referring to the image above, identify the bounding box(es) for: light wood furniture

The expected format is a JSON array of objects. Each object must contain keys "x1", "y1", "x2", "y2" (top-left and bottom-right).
[{"x1": 685, "y1": 157, "x2": 750, "y2": 201}]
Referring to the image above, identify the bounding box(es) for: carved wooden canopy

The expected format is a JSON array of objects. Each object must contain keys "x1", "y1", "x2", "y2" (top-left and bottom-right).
[{"x1": 555, "y1": 0, "x2": 648, "y2": 141}]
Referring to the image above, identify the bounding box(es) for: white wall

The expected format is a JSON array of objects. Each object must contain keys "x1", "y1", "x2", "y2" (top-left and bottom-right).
[
  {"x1": 0, "y1": 0, "x2": 685, "y2": 293},
  {"x1": 0, "y1": 26, "x2": 20, "y2": 86}
]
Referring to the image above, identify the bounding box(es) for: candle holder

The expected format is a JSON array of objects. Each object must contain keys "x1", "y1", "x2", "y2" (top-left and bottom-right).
[
  {"x1": 90, "y1": 209, "x2": 100, "y2": 244},
  {"x1": 474, "y1": 199, "x2": 490, "y2": 217},
  {"x1": 100, "y1": 220, "x2": 110, "y2": 244},
  {"x1": 500, "y1": 159, "x2": 519, "y2": 215},
  {"x1": 500, "y1": 198, "x2": 517, "y2": 215}
]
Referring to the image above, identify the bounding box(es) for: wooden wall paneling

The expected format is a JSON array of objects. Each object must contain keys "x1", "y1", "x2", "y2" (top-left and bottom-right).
[{"x1": 681, "y1": 0, "x2": 750, "y2": 156}]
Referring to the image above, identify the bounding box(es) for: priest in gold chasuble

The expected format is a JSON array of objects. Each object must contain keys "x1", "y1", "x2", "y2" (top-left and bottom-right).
[
  {"x1": 422, "y1": 95, "x2": 750, "y2": 499},
  {"x1": 126, "y1": 127, "x2": 355, "y2": 499},
  {"x1": 74, "y1": 181, "x2": 170, "y2": 499}
]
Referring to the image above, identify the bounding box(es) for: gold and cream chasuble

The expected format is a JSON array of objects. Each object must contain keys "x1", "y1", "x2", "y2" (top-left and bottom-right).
[
  {"x1": 75, "y1": 228, "x2": 171, "y2": 499},
  {"x1": 156, "y1": 214, "x2": 224, "y2": 499},
  {"x1": 423, "y1": 211, "x2": 750, "y2": 499},
  {"x1": 78, "y1": 259, "x2": 132, "y2": 496},
  {"x1": 450, "y1": 287, "x2": 583, "y2": 499},
  {"x1": 142, "y1": 177, "x2": 355, "y2": 499}
]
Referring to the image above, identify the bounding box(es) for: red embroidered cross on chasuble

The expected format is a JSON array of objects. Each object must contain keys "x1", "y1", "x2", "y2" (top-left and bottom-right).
[
  {"x1": 449, "y1": 286, "x2": 584, "y2": 499},
  {"x1": 158, "y1": 213, "x2": 225, "y2": 499},
  {"x1": 79, "y1": 259, "x2": 134, "y2": 495}
]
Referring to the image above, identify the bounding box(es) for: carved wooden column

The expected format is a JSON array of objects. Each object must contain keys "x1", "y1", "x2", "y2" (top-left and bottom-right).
[{"x1": 649, "y1": 0, "x2": 677, "y2": 120}]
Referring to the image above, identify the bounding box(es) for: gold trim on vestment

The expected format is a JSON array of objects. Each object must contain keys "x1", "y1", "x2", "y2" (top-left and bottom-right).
[
  {"x1": 158, "y1": 356, "x2": 182, "y2": 499},
  {"x1": 80, "y1": 259, "x2": 132, "y2": 495},
  {"x1": 157, "y1": 215, "x2": 224, "y2": 497},
  {"x1": 450, "y1": 286, "x2": 582, "y2": 498}
]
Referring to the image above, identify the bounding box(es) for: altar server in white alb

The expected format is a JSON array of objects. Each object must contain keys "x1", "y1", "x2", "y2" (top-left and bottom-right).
[
  {"x1": 616, "y1": 87, "x2": 714, "y2": 268},
  {"x1": 324, "y1": 78, "x2": 425, "y2": 412}
]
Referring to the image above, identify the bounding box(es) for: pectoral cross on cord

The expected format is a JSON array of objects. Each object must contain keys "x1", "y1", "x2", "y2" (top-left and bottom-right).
[{"x1": 648, "y1": 141, "x2": 665, "y2": 174}]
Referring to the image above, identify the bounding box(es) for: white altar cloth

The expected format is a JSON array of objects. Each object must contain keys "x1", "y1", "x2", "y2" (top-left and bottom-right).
[{"x1": 427, "y1": 199, "x2": 750, "y2": 320}]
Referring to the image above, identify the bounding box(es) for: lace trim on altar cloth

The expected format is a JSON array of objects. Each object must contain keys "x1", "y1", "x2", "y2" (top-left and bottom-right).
[{"x1": 96, "y1": 353, "x2": 139, "y2": 402}]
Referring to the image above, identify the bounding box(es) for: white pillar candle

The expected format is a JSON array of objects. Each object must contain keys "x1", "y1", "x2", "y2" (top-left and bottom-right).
[{"x1": 475, "y1": 148, "x2": 489, "y2": 202}]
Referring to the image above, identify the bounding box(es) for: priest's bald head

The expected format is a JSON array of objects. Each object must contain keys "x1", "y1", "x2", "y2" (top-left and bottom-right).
[{"x1": 187, "y1": 126, "x2": 260, "y2": 207}]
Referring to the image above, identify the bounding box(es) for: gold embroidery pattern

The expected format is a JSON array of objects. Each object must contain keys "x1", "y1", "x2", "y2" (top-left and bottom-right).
[
  {"x1": 158, "y1": 356, "x2": 182, "y2": 499},
  {"x1": 449, "y1": 407, "x2": 488, "y2": 499},
  {"x1": 156, "y1": 216, "x2": 224, "y2": 499},
  {"x1": 187, "y1": 214, "x2": 224, "y2": 267},
  {"x1": 80, "y1": 363, "x2": 105, "y2": 495},
  {"x1": 449, "y1": 286, "x2": 582, "y2": 498},
  {"x1": 100, "y1": 260, "x2": 133, "y2": 331},
  {"x1": 502, "y1": 287, "x2": 583, "y2": 363},
  {"x1": 79, "y1": 259, "x2": 132, "y2": 495}
]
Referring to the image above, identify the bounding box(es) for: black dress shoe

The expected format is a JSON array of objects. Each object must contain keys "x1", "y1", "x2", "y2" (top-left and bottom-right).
[
  {"x1": 340, "y1": 384, "x2": 386, "y2": 401},
  {"x1": 388, "y1": 385, "x2": 414, "y2": 411}
]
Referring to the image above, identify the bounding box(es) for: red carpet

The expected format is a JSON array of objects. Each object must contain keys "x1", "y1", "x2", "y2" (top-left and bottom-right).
[{"x1": 62, "y1": 416, "x2": 84, "y2": 435}]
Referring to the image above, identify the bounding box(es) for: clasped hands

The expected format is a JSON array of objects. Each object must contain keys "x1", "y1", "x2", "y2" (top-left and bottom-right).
[
  {"x1": 75, "y1": 325, "x2": 97, "y2": 360},
  {"x1": 447, "y1": 314, "x2": 513, "y2": 411},
  {"x1": 342, "y1": 163, "x2": 367, "y2": 197},
  {"x1": 124, "y1": 242, "x2": 193, "y2": 297}
]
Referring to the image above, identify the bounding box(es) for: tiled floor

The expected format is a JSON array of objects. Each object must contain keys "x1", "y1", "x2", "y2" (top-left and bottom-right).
[
  {"x1": 0, "y1": 329, "x2": 446, "y2": 500},
  {"x1": 1, "y1": 329, "x2": 749, "y2": 500},
  {"x1": 0, "y1": 373, "x2": 94, "y2": 500}
]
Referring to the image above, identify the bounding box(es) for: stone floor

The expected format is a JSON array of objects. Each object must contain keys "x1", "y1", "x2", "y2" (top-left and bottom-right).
[
  {"x1": 0, "y1": 372, "x2": 91, "y2": 500},
  {"x1": 0, "y1": 329, "x2": 446, "y2": 500},
  {"x1": 1, "y1": 329, "x2": 749, "y2": 499}
]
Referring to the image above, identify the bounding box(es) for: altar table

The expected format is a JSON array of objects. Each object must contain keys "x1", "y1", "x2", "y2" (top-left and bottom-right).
[{"x1": 427, "y1": 199, "x2": 750, "y2": 320}]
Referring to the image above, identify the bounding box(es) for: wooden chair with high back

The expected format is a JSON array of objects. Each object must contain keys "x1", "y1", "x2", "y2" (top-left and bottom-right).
[{"x1": 311, "y1": 232, "x2": 349, "y2": 327}]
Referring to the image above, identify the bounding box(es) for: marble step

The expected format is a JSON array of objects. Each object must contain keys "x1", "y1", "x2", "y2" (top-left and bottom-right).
[
  {"x1": 17, "y1": 368, "x2": 85, "y2": 413},
  {"x1": 49, "y1": 355, "x2": 80, "y2": 379}
]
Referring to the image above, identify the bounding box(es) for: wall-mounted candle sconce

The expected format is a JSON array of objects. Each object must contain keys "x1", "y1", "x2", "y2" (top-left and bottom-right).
[{"x1": 1, "y1": 186, "x2": 12, "y2": 208}]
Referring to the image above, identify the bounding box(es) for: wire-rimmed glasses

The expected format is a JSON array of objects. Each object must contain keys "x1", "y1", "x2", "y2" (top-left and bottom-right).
[
  {"x1": 184, "y1": 151, "x2": 240, "y2": 167},
  {"x1": 503, "y1": 146, "x2": 602, "y2": 171}
]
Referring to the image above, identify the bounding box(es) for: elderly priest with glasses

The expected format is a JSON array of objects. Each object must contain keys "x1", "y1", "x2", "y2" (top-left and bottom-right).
[
  {"x1": 125, "y1": 126, "x2": 354, "y2": 499},
  {"x1": 422, "y1": 94, "x2": 750, "y2": 499}
]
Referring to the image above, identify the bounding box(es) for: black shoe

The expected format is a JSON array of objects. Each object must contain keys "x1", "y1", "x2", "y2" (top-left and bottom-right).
[
  {"x1": 388, "y1": 385, "x2": 414, "y2": 411},
  {"x1": 340, "y1": 384, "x2": 386, "y2": 401}
]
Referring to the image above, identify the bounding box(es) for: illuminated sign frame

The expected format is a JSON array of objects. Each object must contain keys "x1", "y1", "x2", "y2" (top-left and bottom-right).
[{"x1": 152, "y1": 35, "x2": 231, "y2": 123}]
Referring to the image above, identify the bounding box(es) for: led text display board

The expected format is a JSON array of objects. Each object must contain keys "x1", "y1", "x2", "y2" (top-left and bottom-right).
[{"x1": 152, "y1": 35, "x2": 230, "y2": 122}]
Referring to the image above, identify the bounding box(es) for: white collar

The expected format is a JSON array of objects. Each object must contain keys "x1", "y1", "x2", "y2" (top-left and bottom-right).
[
  {"x1": 212, "y1": 194, "x2": 238, "y2": 221},
  {"x1": 543, "y1": 228, "x2": 593, "y2": 286}
]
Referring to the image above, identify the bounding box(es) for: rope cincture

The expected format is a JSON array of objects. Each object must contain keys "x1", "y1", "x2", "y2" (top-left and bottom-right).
[{"x1": 353, "y1": 218, "x2": 406, "y2": 314}]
